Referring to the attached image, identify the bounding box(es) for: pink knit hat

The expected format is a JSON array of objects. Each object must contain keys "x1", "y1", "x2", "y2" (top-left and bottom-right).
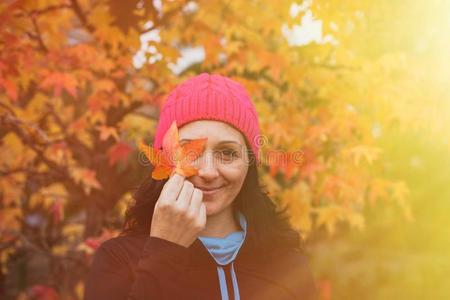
[{"x1": 153, "y1": 73, "x2": 261, "y2": 163}]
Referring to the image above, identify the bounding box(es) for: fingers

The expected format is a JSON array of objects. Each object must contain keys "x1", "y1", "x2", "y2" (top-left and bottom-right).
[
  {"x1": 198, "y1": 202, "x2": 206, "y2": 229},
  {"x1": 187, "y1": 188, "x2": 203, "y2": 216},
  {"x1": 158, "y1": 172, "x2": 206, "y2": 233},
  {"x1": 159, "y1": 172, "x2": 185, "y2": 204},
  {"x1": 176, "y1": 181, "x2": 195, "y2": 209}
]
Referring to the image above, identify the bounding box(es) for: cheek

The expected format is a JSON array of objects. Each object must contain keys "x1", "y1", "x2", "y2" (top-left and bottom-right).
[
  {"x1": 230, "y1": 165, "x2": 248, "y2": 191},
  {"x1": 203, "y1": 168, "x2": 247, "y2": 216},
  {"x1": 222, "y1": 160, "x2": 246, "y2": 177},
  {"x1": 219, "y1": 168, "x2": 247, "y2": 203},
  {"x1": 204, "y1": 188, "x2": 235, "y2": 216}
]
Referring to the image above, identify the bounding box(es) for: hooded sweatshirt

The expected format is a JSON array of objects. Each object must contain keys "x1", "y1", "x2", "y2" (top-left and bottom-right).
[
  {"x1": 197, "y1": 211, "x2": 247, "y2": 299},
  {"x1": 84, "y1": 212, "x2": 318, "y2": 300}
]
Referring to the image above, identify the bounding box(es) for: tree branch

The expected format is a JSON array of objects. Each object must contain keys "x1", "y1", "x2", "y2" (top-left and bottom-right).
[
  {"x1": 30, "y1": 15, "x2": 48, "y2": 53},
  {"x1": 70, "y1": 0, "x2": 95, "y2": 32},
  {"x1": 1, "y1": 113, "x2": 67, "y2": 180}
]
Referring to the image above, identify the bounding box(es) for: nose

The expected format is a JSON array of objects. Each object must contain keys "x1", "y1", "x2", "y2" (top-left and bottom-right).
[{"x1": 195, "y1": 150, "x2": 219, "y2": 180}]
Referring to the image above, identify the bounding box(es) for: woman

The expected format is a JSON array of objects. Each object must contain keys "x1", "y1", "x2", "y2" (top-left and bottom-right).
[{"x1": 84, "y1": 73, "x2": 317, "y2": 300}]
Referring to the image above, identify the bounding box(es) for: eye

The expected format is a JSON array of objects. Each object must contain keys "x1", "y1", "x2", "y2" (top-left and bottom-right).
[
  {"x1": 215, "y1": 149, "x2": 239, "y2": 162},
  {"x1": 222, "y1": 149, "x2": 235, "y2": 156}
]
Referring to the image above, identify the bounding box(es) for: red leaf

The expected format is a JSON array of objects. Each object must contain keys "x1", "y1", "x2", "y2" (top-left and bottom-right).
[
  {"x1": 83, "y1": 229, "x2": 118, "y2": 251},
  {"x1": 108, "y1": 142, "x2": 133, "y2": 166},
  {"x1": 0, "y1": 78, "x2": 18, "y2": 101},
  {"x1": 29, "y1": 285, "x2": 59, "y2": 300},
  {"x1": 39, "y1": 71, "x2": 77, "y2": 98}
]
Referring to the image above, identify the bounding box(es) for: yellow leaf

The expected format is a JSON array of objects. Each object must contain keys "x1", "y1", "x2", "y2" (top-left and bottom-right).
[{"x1": 52, "y1": 244, "x2": 69, "y2": 257}]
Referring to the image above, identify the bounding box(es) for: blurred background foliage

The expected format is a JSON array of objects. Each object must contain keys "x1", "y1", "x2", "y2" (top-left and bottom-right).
[{"x1": 0, "y1": 0, "x2": 449, "y2": 299}]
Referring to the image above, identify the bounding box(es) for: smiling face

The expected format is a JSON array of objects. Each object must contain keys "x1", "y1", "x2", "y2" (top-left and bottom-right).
[{"x1": 178, "y1": 120, "x2": 250, "y2": 217}]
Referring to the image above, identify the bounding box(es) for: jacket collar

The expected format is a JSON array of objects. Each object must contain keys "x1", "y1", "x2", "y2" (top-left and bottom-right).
[{"x1": 188, "y1": 214, "x2": 264, "y2": 268}]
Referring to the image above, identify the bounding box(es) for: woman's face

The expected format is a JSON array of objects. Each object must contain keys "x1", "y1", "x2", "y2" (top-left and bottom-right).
[{"x1": 178, "y1": 120, "x2": 249, "y2": 217}]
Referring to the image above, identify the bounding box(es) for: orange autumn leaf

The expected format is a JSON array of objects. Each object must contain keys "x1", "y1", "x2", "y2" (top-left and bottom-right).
[
  {"x1": 0, "y1": 78, "x2": 18, "y2": 101},
  {"x1": 139, "y1": 120, "x2": 207, "y2": 180},
  {"x1": 70, "y1": 167, "x2": 102, "y2": 194},
  {"x1": 39, "y1": 71, "x2": 78, "y2": 98},
  {"x1": 96, "y1": 125, "x2": 119, "y2": 141}
]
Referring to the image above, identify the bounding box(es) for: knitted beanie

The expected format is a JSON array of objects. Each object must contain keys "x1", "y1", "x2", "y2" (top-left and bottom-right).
[{"x1": 153, "y1": 73, "x2": 261, "y2": 163}]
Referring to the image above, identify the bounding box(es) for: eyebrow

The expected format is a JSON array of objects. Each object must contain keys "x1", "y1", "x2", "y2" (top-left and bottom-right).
[{"x1": 180, "y1": 139, "x2": 241, "y2": 146}]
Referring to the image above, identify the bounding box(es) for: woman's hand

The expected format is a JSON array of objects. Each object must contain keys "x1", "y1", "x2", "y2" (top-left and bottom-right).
[{"x1": 149, "y1": 172, "x2": 206, "y2": 248}]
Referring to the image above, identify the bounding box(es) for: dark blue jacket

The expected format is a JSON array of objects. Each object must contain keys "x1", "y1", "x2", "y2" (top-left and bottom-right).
[{"x1": 84, "y1": 219, "x2": 318, "y2": 300}]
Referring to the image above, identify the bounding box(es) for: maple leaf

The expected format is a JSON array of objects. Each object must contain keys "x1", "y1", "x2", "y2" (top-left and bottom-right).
[
  {"x1": 96, "y1": 125, "x2": 119, "y2": 141},
  {"x1": 108, "y1": 142, "x2": 133, "y2": 166},
  {"x1": 0, "y1": 78, "x2": 18, "y2": 101},
  {"x1": 70, "y1": 167, "x2": 102, "y2": 194},
  {"x1": 138, "y1": 120, "x2": 207, "y2": 180},
  {"x1": 95, "y1": 78, "x2": 116, "y2": 93},
  {"x1": 39, "y1": 71, "x2": 78, "y2": 98}
]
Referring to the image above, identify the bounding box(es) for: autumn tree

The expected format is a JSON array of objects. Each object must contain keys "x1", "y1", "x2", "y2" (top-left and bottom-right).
[{"x1": 2, "y1": 0, "x2": 442, "y2": 298}]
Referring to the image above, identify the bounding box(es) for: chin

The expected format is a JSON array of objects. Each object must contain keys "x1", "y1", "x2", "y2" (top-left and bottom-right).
[
  {"x1": 204, "y1": 202, "x2": 219, "y2": 216},
  {"x1": 204, "y1": 201, "x2": 227, "y2": 217}
]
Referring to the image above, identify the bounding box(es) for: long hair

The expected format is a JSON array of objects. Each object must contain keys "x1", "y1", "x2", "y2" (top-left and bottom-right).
[{"x1": 121, "y1": 149, "x2": 304, "y2": 254}]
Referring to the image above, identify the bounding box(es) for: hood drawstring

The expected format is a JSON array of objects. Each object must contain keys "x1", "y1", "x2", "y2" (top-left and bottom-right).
[
  {"x1": 198, "y1": 211, "x2": 247, "y2": 300},
  {"x1": 216, "y1": 262, "x2": 240, "y2": 300}
]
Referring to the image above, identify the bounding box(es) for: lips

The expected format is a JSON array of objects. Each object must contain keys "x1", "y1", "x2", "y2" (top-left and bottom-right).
[
  {"x1": 196, "y1": 185, "x2": 224, "y2": 191},
  {"x1": 196, "y1": 185, "x2": 226, "y2": 195},
  {"x1": 198, "y1": 186, "x2": 221, "y2": 192}
]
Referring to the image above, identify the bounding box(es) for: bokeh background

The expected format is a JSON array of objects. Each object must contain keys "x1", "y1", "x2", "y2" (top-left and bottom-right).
[{"x1": 1, "y1": 0, "x2": 449, "y2": 299}]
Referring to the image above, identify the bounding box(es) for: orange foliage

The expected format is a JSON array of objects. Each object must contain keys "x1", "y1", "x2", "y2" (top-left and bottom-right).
[
  {"x1": 139, "y1": 120, "x2": 207, "y2": 180},
  {"x1": 0, "y1": 0, "x2": 419, "y2": 298}
]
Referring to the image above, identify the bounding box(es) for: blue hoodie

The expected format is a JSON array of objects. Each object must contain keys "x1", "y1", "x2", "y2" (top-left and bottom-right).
[{"x1": 197, "y1": 211, "x2": 247, "y2": 300}]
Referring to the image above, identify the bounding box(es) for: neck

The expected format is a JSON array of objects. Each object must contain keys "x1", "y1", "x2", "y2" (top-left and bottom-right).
[{"x1": 198, "y1": 206, "x2": 241, "y2": 238}]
